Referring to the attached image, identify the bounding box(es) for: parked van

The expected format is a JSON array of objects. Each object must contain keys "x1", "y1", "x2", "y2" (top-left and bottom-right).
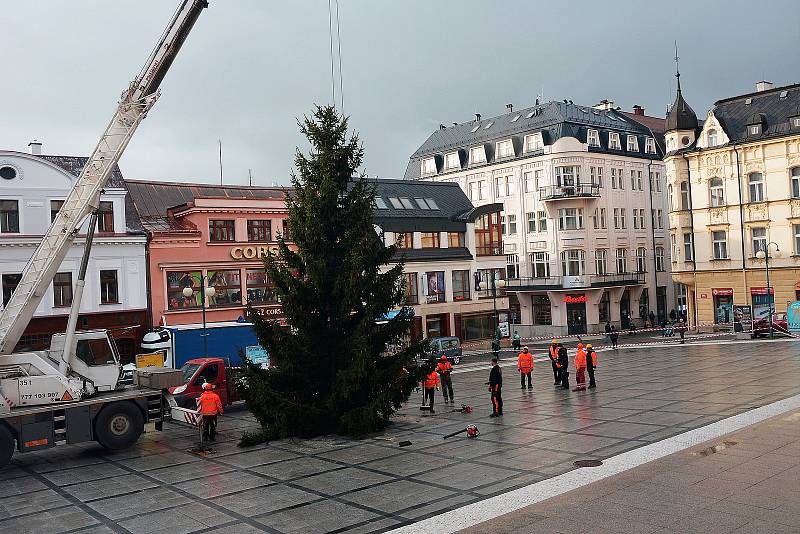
[{"x1": 426, "y1": 336, "x2": 462, "y2": 364}]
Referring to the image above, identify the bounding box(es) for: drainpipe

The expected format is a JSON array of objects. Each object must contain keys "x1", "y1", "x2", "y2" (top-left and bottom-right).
[
  {"x1": 733, "y1": 146, "x2": 748, "y2": 306},
  {"x1": 144, "y1": 230, "x2": 153, "y2": 333}
]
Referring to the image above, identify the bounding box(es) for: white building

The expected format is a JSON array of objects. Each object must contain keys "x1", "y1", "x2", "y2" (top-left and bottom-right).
[
  {"x1": 0, "y1": 143, "x2": 147, "y2": 360},
  {"x1": 406, "y1": 101, "x2": 674, "y2": 335}
]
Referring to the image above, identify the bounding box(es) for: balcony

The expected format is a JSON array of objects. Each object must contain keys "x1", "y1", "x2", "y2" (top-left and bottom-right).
[
  {"x1": 590, "y1": 272, "x2": 646, "y2": 286},
  {"x1": 505, "y1": 272, "x2": 645, "y2": 292},
  {"x1": 539, "y1": 183, "x2": 600, "y2": 201},
  {"x1": 505, "y1": 277, "x2": 563, "y2": 291}
]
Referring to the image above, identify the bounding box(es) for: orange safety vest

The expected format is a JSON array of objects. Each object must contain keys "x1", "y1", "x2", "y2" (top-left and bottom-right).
[
  {"x1": 436, "y1": 361, "x2": 453, "y2": 375},
  {"x1": 423, "y1": 371, "x2": 439, "y2": 389},
  {"x1": 517, "y1": 352, "x2": 534, "y2": 373},
  {"x1": 575, "y1": 348, "x2": 587, "y2": 369},
  {"x1": 549, "y1": 345, "x2": 558, "y2": 361},
  {"x1": 587, "y1": 350, "x2": 598, "y2": 367},
  {"x1": 198, "y1": 390, "x2": 224, "y2": 416}
]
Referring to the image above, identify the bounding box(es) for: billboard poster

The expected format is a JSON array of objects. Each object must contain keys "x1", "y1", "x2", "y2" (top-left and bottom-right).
[
  {"x1": 733, "y1": 304, "x2": 752, "y2": 333},
  {"x1": 166, "y1": 270, "x2": 202, "y2": 309},
  {"x1": 425, "y1": 271, "x2": 445, "y2": 304},
  {"x1": 787, "y1": 302, "x2": 800, "y2": 333}
]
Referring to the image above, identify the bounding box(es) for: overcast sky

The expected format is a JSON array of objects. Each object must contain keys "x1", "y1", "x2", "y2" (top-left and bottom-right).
[{"x1": 2, "y1": 1, "x2": 798, "y2": 186}]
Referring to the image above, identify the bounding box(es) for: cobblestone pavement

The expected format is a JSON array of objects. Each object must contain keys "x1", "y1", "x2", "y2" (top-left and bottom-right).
[
  {"x1": 459, "y1": 407, "x2": 800, "y2": 534},
  {"x1": 1, "y1": 338, "x2": 799, "y2": 533}
]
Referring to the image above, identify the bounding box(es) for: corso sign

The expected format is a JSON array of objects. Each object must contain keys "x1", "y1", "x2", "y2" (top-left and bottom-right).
[{"x1": 230, "y1": 245, "x2": 280, "y2": 260}]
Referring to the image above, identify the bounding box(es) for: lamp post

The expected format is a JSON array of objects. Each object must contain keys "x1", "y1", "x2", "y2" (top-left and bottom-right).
[
  {"x1": 182, "y1": 277, "x2": 216, "y2": 357},
  {"x1": 755, "y1": 242, "x2": 780, "y2": 339},
  {"x1": 479, "y1": 272, "x2": 507, "y2": 341}
]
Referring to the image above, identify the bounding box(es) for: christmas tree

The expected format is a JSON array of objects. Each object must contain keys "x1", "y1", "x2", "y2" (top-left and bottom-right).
[{"x1": 243, "y1": 106, "x2": 423, "y2": 440}]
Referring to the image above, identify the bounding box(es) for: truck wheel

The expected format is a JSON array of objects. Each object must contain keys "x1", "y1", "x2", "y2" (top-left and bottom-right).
[
  {"x1": 95, "y1": 402, "x2": 144, "y2": 450},
  {"x1": 0, "y1": 424, "x2": 14, "y2": 469}
]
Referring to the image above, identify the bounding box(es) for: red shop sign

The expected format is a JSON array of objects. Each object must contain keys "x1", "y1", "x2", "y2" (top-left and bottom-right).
[
  {"x1": 563, "y1": 295, "x2": 587, "y2": 303},
  {"x1": 712, "y1": 288, "x2": 733, "y2": 296},
  {"x1": 751, "y1": 287, "x2": 774, "y2": 295}
]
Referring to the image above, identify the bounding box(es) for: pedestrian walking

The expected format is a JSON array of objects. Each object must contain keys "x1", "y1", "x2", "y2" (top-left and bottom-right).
[
  {"x1": 548, "y1": 339, "x2": 561, "y2": 385},
  {"x1": 586, "y1": 343, "x2": 598, "y2": 389},
  {"x1": 512, "y1": 331, "x2": 521, "y2": 351},
  {"x1": 423, "y1": 368, "x2": 439, "y2": 413},
  {"x1": 609, "y1": 326, "x2": 619, "y2": 349},
  {"x1": 198, "y1": 382, "x2": 224, "y2": 442},
  {"x1": 604, "y1": 321, "x2": 612, "y2": 343},
  {"x1": 572, "y1": 343, "x2": 587, "y2": 391},
  {"x1": 557, "y1": 343, "x2": 570, "y2": 390},
  {"x1": 491, "y1": 336, "x2": 501, "y2": 360},
  {"x1": 487, "y1": 358, "x2": 503, "y2": 417},
  {"x1": 677, "y1": 319, "x2": 687, "y2": 344},
  {"x1": 517, "y1": 346, "x2": 534, "y2": 389},
  {"x1": 436, "y1": 355, "x2": 454, "y2": 404}
]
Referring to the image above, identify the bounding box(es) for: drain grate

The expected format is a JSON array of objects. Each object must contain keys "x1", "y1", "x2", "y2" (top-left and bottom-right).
[{"x1": 573, "y1": 459, "x2": 603, "y2": 468}]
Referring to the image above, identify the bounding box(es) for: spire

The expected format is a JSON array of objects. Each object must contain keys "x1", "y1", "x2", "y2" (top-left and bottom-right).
[
  {"x1": 666, "y1": 41, "x2": 698, "y2": 132},
  {"x1": 674, "y1": 41, "x2": 681, "y2": 93}
]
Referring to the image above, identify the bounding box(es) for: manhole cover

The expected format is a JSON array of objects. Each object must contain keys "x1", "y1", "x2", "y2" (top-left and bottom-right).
[{"x1": 573, "y1": 459, "x2": 603, "y2": 468}]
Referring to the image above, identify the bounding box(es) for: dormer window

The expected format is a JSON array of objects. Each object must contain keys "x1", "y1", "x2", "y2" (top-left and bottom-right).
[
  {"x1": 496, "y1": 139, "x2": 514, "y2": 159},
  {"x1": 627, "y1": 135, "x2": 639, "y2": 152},
  {"x1": 609, "y1": 132, "x2": 621, "y2": 150},
  {"x1": 421, "y1": 157, "x2": 436, "y2": 176},
  {"x1": 587, "y1": 129, "x2": 600, "y2": 147},
  {"x1": 707, "y1": 129, "x2": 718, "y2": 147},
  {"x1": 444, "y1": 152, "x2": 459, "y2": 170},
  {"x1": 469, "y1": 146, "x2": 486, "y2": 165},
  {"x1": 749, "y1": 125, "x2": 761, "y2": 136},
  {"x1": 645, "y1": 137, "x2": 656, "y2": 154},
  {"x1": 792, "y1": 117, "x2": 800, "y2": 128},
  {"x1": 524, "y1": 132, "x2": 543, "y2": 152}
]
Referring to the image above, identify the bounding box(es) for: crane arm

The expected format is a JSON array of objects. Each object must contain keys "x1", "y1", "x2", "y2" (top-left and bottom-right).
[{"x1": 0, "y1": 0, "x2": 208, "y2": 355}]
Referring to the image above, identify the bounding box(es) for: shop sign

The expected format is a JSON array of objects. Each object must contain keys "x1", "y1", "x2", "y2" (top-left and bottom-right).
[
  {"x1": 563, "y1": 295, "x2": 587, "y2": 303},
  {"x1": 733, "y1": 304, "x2": 752, "y2": 333},
  {"x1": 135, "y1": 352, "x2": 164, "y2": 368},
  {"x1": 787, "y1": 302, "x2": 800, "y2": 333},
  {"x1": 230, "y1": 245, "x2": 280, "y2": 260},
  {"x1": 561, "y1": 276, "x2": 587, "y2": 289},
  {"x1": 260, "y1": 307, "x2": 283, "y2": 317},
  {"x1": 711, "y1": 288, "x2": 733, "y2": 297},
  {"x1": 750, "y1": 287, "x2": 774, "y2": 295}
]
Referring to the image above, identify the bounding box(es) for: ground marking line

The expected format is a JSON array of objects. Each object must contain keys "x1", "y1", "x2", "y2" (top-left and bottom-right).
[{"x1": 388, "y1": 392, "x2": 800, "y2": 533}]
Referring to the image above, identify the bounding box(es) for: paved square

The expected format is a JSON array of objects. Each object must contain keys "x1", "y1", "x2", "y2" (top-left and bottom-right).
[{"x1": 1, "y1": 338, "x2": 798, "y2": 533}]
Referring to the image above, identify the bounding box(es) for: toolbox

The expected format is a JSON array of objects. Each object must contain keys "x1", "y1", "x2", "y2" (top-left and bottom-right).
[{"x1": 133, "y1": 367, "x2": 184, "y2": 389}]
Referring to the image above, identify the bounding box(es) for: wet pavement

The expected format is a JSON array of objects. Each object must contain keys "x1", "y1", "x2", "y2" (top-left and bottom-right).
[{"x1": 2, "y1": 338, "x2": 799, "y2": 533}]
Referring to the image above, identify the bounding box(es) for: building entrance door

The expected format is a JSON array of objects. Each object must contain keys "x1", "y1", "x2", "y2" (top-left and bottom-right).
[
  {"x1": 566, "y1": 300, "x2": 587, "y2": 335},
  {"x1": 620, "y1": 290, "x2": 631, "y2": 329}
]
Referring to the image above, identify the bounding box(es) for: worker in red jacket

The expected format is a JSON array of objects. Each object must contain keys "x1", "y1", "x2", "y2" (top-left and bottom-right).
[
  {"x1": 436, "y1": 355, "x2": 454, "y2": 404},
  {"x1": 572, "y1": 343, "x2": 587, "y2": 392},
  {"x1": 422, "y1": 368, "x2": 440, "y2": 413},
  {"x1": 197, "y1": 382, "x2": 224, "y2": 441},
  {"x1": 517, "y1": 346, "x2": 534, "y2": 389}
]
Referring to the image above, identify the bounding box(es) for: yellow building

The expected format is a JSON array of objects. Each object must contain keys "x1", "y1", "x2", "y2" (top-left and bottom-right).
[{"x1": 664, "y1": 76, "x2": 800, "y2": 329}]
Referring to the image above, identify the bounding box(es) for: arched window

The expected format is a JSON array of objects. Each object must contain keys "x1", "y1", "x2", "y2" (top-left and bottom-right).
[
  {"x1": 748, "y1": 172, "x2": 764, "y2": 202},
  {"x1": 710, "y1": 178, "x2": 725, "y2": 207},
  {"x1": 679, "y1": 182, "x2": 690, "y2": 210},
  {"x1": 707, "y1": 129, "x2": 718, "y2": 147},
  {"x1": 791, "y1": 167, "x2": 800, "y2": 198},
  {"x1": 560, "y1": 249, "x2": 585, "y2": 276}
]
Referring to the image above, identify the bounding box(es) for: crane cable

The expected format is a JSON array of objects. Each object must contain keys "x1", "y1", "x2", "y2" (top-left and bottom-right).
[{"x1": 327, "y1": 0, "x2": 344, "y2": 112}]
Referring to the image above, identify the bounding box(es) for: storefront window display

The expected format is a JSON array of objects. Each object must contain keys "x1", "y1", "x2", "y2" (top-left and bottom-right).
[
  {"x1": 531, "y1": 294, "x2": 552, "y2": 325},
  {"x1": 208, "y1": 270, "x2": 242, "y2": 307},
  {"x1": 246, "y1": 269, "x2": 277, "y2": 304},
  {"x1": 712, "y1": 288, "x2": 733, "y2": 324},
  {"x1": 424, "y1": 271, "x2": 445, "y2": 303},
  {"x1": 167, "y1": 271, "x2": 201, "y2": 309},
  {"x1": 462, "y1": 312, "x2": 495, "y2": 341}
]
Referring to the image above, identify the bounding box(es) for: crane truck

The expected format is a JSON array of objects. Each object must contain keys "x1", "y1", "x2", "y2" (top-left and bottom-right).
[{"x1": 0, "y1": 0, "x2": 209, "y2": 468}]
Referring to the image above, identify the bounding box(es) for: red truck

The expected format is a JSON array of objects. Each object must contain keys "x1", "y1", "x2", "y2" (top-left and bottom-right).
[{"x1": 168, "y1": 358, "x2": 244, "y2": 409}]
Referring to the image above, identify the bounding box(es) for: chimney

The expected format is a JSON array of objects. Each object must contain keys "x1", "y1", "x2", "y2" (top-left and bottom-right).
[
  {"x1": 28, "y1": 140, "x2": 42, "y2": 155},
  {"x1": 475, "y1": 113, "x2": 481, "y2": 122},
  {"x1": 439, "y1": 124, "x2": 446, "y2": 130},
  {"x1": 593, "y1": 99, "x2": 614, "y2": 111},
  {"x1": 632, "y1": 105, "x2": 645, "y2": 116},
  {"x1": 506, "y1": 103, "x2": 513, "y2": 113},
  {"x1": 755, "y1": 80, "x2": 773, "y2": 92}
]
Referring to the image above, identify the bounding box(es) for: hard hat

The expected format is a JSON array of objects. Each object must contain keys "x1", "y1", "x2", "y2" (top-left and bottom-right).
[
  {"x1": 586, "y1": 344, "x2": 592, "y2": 349},
  {"x1": 523, "y1": 346, "x2": 529, "y2": 351},
  {"x1": 440, "y1": 355, "x2": 448, "y2": 360},
  {"x1": 466, "y1": 425, "x2": 480, "y2": 438},
  {"x1": 551, "y1": 339, "x2": 557, "y2": 344},
  {"x1": 203, "y1": 382, "x2": 213, "y2": 391},
  {"x1": 577, "y1": 343, "x2": 584, "y2": 348}
]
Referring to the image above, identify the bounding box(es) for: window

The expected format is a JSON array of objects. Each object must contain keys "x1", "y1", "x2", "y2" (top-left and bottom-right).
[
  {"x1": 655, "y1": 247, "x2": 665, "y2": 272},
  {"x1": 558, "y1": 208, "x2": 583, "y2": 230},
  {"x1": 420, "y1": 232, "x2": 440, "y2": 248},
  {"x1": 527, "y1": 211, "x2": 537, "y2": 233},
  {"x1": 524, "y1": 171, "x2": 534, "y2": 193},
  {"x1": 630, "y1": 170, "x2": 637, "y2": 190},
  {"x1": 751, "y1": 227, "x2": 767, "y2": 256},
  {"x1": 424, "y1": 271, "x2": 446, "y2": 303},
  {"x1": 613, "y1": 208, "x2": 626, "y2": 229},
  {"x1": 479, "y1": 180, "x2": 489, "y2": 200},
  {"x1": 399, "y1": 198, "x2": 415, "y2": 210},
  {"x1": 792, "y1": 167, "x2": 800, "y2": 198},
  {"x1": 627, "y1": 135, "x2": 639, "y2": 152},
  {"x1": 53, "y1": 272, "x2": 73, "y2": 307},
  {"x1": 710, "y1": 178, "x2": 725, "y2": 207},
  {"x1": 645, "y1": 137, "x2": 657, "y2": 154},
  {"x1": 524, "y1": 132, "x2": 543, "y2": 152},
  {"x1": 636, "y1": 247, "x2": 647, "y2": 272},
  {"x1": 468, "y1": 182, "x2": 478, "y2": 202},
  {"x1": 496, "y1": 139, "x2": 514, "y2": 159},
  {"x1": 712, "y1": 231, "x2": 728, "y2": 259},
  {"x1": 97, "y1": 201, "x2": 114, "y2": 233},
  {"x1": 652, "y1": 208, "x2": 664, "y2": 230},
  {"x1": 422, "y1": 158, "x2": 436, "y2": 175},
  {"x1": 166, "y1": 271, "x2": 201, "y2": 309},
  {"x1": 650, "y1": 171, "x2": 662, "y2": 192},
  {"x1": 537, "y1": 211, "x2": 547, "y2": 232},
  {"x1": 375, "y1": 197, "x2": 388, "y2": 210},
  {"x1": 633, "y1": 209, "x2": 639, "y2": 229},
  {"x1": 534, "y1": 170, "x2": 543, "y2": 192},
  {"x1": 560, "y1": 249, "x2": 585, "y2": 276},
  {"x1": 795, "y1": 224, "x2": 800, "y2": 254},
  {"x1": 587, "y1": 129, "x2": 600, "y2": 147},
  {"x1": 246, "y1": 269, "x2": 277, "y2": 304},
  {"x1": 615, "y1": 248, "x2": 627, "y2": 273},
  {"x1": 51, "y1": 200, "x2": 64, "y2": 223},
  {"x1": 100, "y1": 270, "x2": 118, "y2": 304},
  {"x1": 208, "y1": 269, "x2": 242, "y2": 307},
  {"x1": 247, "y1": 220, "x2": 272, "y2": 242},
  {"x1": 448, "y1": 232, "x2": 465, "y2": 248},
  {"x1": 749, "y1": 125, "x2": 760, "y2": 136},
  {"x1": 403, "y1": 273, "x2": 419, "y2": 305},
  {"x1": 531, "y1": 295, "x2": 552, "y2": 325},
  {"x1": 506, "y1": 214, "x2": 517, "y2": 235},
  {"x1": 444, "y1": 152, "x2": 459, "y2": 170},
  {"x1": 595, "y1": 249, "x2": 607, "y2": 275},
  {"x1": 636, "y1": 171, "x2": 643, "y2": 190},
  {"x1": 495, "y1": 175, "x2": 514, "y2": 197},
  {"x1": 530, "y1": 252, "x2": 550, "y2": 278},
  {"x1": 683, "y1": 233, "x2": 694, "y2": 261},
  {"x1": 76, "y1": 338, "x2": 116, "y2": 367},
  {"x1": 598, "y1": 207, "x2": 607, "y2": 229},
  {"x1": 555, "y1": 166, "x2": 579, "y2": 187},
  {"x1": 2, "y1": 273, "x2": 21, "y2": 306},
  {"x1": 469, "y1": 147, "x2": 486, "y2": 165},
  {"x1": 590, "y1": 166, "x2": 603, "y2": 187},
  {"x1": 388, "y1": 197, "x2": 404, "y2": 209},
  {"x1": 609, "y1": 132, "x2": 621, "y2": 149},
  {"x1": 610, "y1": 168, "x2": 617, "y2": 189},
  {"x1": 707, "y1": 129, "x2": 718, "y2": 147},
  {"x1": 452, "y1": 270, "x2": 471, "y2": 301},
  {"x1": 506, "y1": 254, "x2": 520, "y2": 279},
  {"x1": 679, "y1": 182, "x2": 690, "y2": 210},
  {"x1": 593, "y1": 208, "x2": 600, "y2": 229},
  {"x1": 475, "y1": 212, "x2": 502, "y2": 256},
  {"x1": 209, "y1": 220, "x2": 235, "y2": 242},
  {"x1": 667, "y1": 184, "x2": 674, "y2": 211},
  {"x1": 637, "y1": 209, "x2": 645, "y2": 229},
  {"x1": 397, "y1": 232, "x2": 413, "y2": 249},
  {"x1": 748, "y1": 173, "x2": 764, "y2": 202},
  {"x1": 793, "y1": 117, "x2": 800, "y2": 128},
  {"x1": 0, "y1": 200, "x2": 19, "y2": 233}
]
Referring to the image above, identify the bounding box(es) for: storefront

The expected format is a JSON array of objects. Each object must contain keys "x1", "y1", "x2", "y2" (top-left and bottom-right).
[
  {"x1": 712, "y1": 288, "x2": 734, "y2": 324},
  {"x1": 564, "y1": 294, "x2": 587, "y2": 335},
  {"x1": 751, "y1": 287, "x2": 775, "y2": 321}
]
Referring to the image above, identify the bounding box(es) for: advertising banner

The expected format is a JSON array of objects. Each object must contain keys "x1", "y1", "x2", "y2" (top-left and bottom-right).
[
  {"x1": 425, "y1": 271, "x2": 445, "y2": 304},
  {"x1": 733, "y1": 304, "x2": 753, "y2": 333},
  {"x1": 787, "y1": 302, "x2": 800, "y2": 333}
]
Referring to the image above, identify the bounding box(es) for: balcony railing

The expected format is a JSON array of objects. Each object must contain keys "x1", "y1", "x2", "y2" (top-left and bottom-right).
[
  {"x1": 505, "y1": 272, "x2": 645, "y2": 291},
  {"x1": 590, "y1": 272, "x2": 646, "y2": 286},
  {"x1": 539, "y1": 183, "x2": 600, "y2": 201},
  {"x1": 504, "y1": 277, "x2": 563, "y2": 290}
]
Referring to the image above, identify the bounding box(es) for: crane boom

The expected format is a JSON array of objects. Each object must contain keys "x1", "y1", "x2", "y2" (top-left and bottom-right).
[{"x1": 0, "y1": 0, "x2": 208, "y2": 355}]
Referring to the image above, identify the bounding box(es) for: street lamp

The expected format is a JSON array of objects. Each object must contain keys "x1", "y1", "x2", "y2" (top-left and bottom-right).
[
  {"x1": 182, "y1": 278, "x2": 216, "y2": 357},
  {"x1": 755, "y1": 241, "x2": 780, "y2": 339},
  {"x1": 479, "y1": 272, "x2": 507, "y2": 342}
]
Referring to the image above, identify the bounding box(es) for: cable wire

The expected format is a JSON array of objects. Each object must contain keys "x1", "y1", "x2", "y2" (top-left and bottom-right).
[
  {"x1": 327, "y1": 0, "x2": 336, "y2": 107},
  {"x1": 335, "y1": 0, "x2": 344, "y2": 112}
]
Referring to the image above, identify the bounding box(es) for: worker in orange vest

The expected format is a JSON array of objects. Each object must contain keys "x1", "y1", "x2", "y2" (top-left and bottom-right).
[
  {"x1": 572, "y1": 343, "x2": 587, "y2": 392},
  {"x1": 586, "y1": 343, "x2": 597, "y2": 389},
  {"x1": 517, "y1": 346, "x2": 534, "y2": 389},
  {"x1": 548, "y1": 340, "x2": 561, "y2": 386},
  {"x1": 197, "y1": 382, "x2": 224, "y2": 441},
  {"x1": 423, "y1": 368, "x2": 440, "y2": 413},
  {"x1": 436, "y1": 355, "x2": 454, "y2": 404}
]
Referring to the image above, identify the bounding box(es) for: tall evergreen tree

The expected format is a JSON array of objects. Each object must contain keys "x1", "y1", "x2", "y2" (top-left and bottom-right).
[{"x1": 244, "y1": 106, "x2": 423, "y2": 440}]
